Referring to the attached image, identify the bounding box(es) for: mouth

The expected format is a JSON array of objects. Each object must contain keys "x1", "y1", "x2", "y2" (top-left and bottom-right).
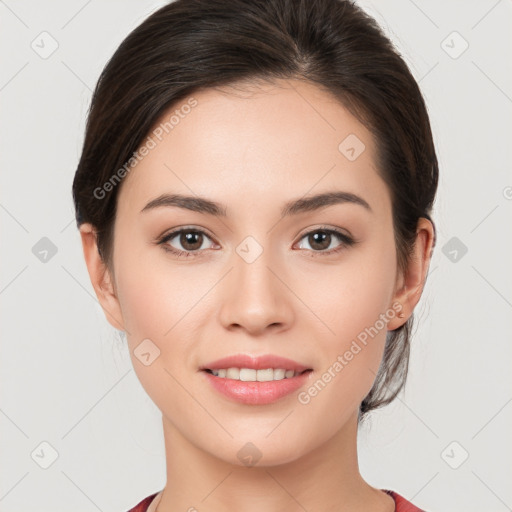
[{"x1": 199, "y1": 354, "x2": 313, "y2": 404}]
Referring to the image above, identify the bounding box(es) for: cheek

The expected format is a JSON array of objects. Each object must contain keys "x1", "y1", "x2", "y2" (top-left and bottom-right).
[
  {"x1": 301, "y1": 233, "x2": 397, "y2": 343},
  {"x1": 113, "y1": 252, "x2": 206, "y2": 415},
  {"x1": 115, "y1": 244, "x2": 210, "y2": 339},
  {"x1": 113, "y1": 248, "x2": 222, "y2": 393},
  {"x1": 296, "y1": 232, "x2": 397, "y2": 400}
]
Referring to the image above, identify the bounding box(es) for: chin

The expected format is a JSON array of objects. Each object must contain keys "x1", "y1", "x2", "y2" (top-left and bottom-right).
[{"x1": 208, "y1": 433, "x2": 309, "y2": 469}]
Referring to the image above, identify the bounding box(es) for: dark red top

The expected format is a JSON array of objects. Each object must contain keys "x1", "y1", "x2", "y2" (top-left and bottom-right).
[{"x1": 126, "y1": 489, "x2": 426, "y2": 511}]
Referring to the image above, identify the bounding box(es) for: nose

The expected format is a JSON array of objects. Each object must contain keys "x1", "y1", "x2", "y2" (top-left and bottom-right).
[{"x1": 218, "y1": 248, "x2": 294, "y2": 336}]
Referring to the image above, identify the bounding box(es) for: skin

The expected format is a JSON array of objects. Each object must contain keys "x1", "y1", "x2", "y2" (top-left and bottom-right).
[{"x1": 80, "y1": 78, "x2": 434, "y2": 512}]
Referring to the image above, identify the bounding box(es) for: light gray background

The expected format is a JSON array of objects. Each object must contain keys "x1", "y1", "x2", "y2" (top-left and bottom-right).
[{"x1": 1, "y1": 1, "x2": 511, "y2": 511}]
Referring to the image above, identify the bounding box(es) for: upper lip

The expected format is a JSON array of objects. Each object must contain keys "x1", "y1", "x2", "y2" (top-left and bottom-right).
[{"x1": 200, "y1": 354, "x2": 312, "y2": 373}]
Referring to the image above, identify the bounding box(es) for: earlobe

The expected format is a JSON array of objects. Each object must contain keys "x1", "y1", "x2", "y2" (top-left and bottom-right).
[
  {"x1": 79, "y1": 223, "x2": 125, "y2": 331},
  {"x1": 387, "y1": 217, "x2": 435, "y2": 331}
]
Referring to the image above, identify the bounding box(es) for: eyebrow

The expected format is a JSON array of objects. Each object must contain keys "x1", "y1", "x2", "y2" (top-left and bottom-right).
[{"x1": 140, "y1": 191, "x2": 372, "y2": 217}]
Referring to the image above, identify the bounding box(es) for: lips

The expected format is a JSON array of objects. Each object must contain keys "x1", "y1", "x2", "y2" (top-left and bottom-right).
[
  {"x1": 199, "y1": 354, "x2": 313, "y2": 405},
  {"x1": 199, "y1": 353, "x2": 312, "y2": 373}
]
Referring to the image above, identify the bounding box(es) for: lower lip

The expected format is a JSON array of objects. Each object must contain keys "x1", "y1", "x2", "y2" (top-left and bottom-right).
[{"x1": 201, "y1": 370, "x2": 313, "y2": 405}]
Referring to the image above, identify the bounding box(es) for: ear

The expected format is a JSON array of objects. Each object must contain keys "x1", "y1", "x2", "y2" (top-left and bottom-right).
[
  {"x1": 387, "y1": 217, "x2": 435, "y2": 331},
  {"x1": 79, "y1": 223, "x2": 125, "y2": 331}
]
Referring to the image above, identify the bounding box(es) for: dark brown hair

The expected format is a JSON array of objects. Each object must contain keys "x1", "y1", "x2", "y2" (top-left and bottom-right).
[{"x1": 72, "y1": 0, "x2": 438, "y2": 421}]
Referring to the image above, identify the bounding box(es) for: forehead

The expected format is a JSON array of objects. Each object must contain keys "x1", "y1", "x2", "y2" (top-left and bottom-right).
[{"x1": 116, "y1": 78, "x2": 390, "y2": 218}]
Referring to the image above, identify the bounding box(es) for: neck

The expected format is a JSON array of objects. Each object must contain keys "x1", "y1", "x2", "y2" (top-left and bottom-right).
[{"x1": 155, "y1": 410, "x2": 394, "y2": 512}]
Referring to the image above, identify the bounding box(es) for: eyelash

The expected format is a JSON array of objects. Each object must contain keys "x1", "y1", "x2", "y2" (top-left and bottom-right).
[{"x1": 157, "y1": 226, "x2": 357, "y2": 259}]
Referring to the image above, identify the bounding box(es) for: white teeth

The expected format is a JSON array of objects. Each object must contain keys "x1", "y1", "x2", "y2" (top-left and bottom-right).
[
  {"x1": 272, "y1": 369, "x2": 286, "y2": 380},
  {"x1": 209, "y1": 367, "x2": 301, "y2": 381},
  {"x1": 226, "y1": 367, "x2": 239, "y2": 379},
  {"x1": 239, "y1": 368, "x2": 256, "y2": 381}
]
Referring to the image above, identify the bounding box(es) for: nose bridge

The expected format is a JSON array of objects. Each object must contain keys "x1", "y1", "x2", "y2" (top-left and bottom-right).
[{"x1": 218, "y1": 236, "x2": 293, "y2": 333}]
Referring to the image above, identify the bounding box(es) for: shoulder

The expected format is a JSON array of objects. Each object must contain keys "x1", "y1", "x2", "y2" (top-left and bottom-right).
[
  {"x1": 125, "y1": 491, "x2": 160, "y2": 512},
  {"x1": 383, "y1": 489, "x2": 428, "y2": 512}
]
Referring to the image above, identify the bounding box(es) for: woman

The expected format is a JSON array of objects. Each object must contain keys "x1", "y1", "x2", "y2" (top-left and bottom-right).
[{"x1": 72, "y1": 0, "x2": 438, "y2": 510}]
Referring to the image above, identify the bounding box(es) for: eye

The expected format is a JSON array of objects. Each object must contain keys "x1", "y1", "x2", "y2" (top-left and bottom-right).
[
  {"x1": 157, "y1": 228, "x2": 217, "y2": 257},
  {"x1": 157, "y1": 226, "x2": 357, "y2": 258},
  {"x1": 295, "y1": 227, "x2": 356, "y2": 256}
]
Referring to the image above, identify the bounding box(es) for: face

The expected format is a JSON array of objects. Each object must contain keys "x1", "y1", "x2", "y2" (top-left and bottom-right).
[{"x1": 84, "y1": 79, "x2": 428, "y2": 467}]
